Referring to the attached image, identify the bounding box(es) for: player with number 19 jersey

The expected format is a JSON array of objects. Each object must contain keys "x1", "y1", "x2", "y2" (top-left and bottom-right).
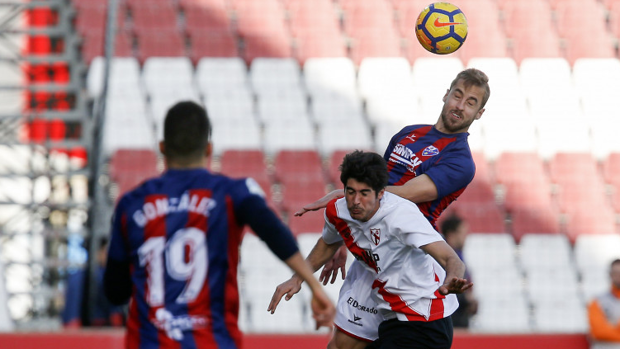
[{"x1": 105, "y1": 168, "x2": 299, "y2": 349}]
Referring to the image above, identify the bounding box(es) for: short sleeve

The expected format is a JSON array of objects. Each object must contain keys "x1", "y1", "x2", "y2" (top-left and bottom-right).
[
  {"x1": 321, "y1": 209, "x2": 343, "y2": 245},
  {"x1": 394, "y1": 202, "x2": 444, "y2": 248}
]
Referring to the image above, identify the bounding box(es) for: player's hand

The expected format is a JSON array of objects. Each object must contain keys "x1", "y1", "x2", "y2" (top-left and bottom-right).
[
  {"x1": 319, "y1": 245, "x2": 348, "y2": 285},
  {"x1": 310, "y1": 290, "x2": 335, "y2": 330},
  {"x1": 294, "y1": 190, "x2": 344, "y2": 216},
  {"x1": 267, "y1": 277, "x2": 303, "y2": 314},
  {"x1": 438, "y1": 277, "x2": 473, "y2": 296}
]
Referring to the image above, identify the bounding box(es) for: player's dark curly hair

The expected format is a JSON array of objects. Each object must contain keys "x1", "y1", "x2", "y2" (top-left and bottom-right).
[
  {"x1": 340, "y1": 150, "x2": 388, "y2": 195},
  {"x1": 164, "y1": 101, "x2": 212, "y2": 161}
]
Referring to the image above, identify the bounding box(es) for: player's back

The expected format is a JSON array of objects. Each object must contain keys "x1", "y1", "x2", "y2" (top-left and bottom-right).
[{"x1": 115, "y1": 168, "x2": 258, "y2": 349}]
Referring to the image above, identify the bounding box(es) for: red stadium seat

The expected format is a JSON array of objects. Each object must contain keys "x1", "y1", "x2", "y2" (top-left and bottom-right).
[
  {"x1": 603, "y1": 153, "x2": 620, "y2": 186},
  {"x1": 288, "y1": 211, "x2": 325, "y2": 235},
  {"x1": 81, "y1": 31, "x2": 133, "y2": 65},
  {"x1": 510, "y1": 206, "x2": 561, "y2": 242},
  {"x1": 494, "y1": 152, "x2": 548, "y2": 186},
  {"x1": 448, "y1": 201, "x2": 506, "y2": 233},
  {"x1": 109, "y1": 149, "x2": 160, "y2": 198},
  {"x1": 548, "y1": 152, "x2": 600, "y2": 185},
  {"x1": 327, "y1": 150, "x2": 356, "y2": 188},
  {"x1": 294, "y1": 33, "x2": 347, "y2": 64},
  {"x1": 279, "y1": 177, "x2": 328, "y2": 213},
  {"x1": 219, "y1": 150, "x2": 270, "y2": 183},
  {"x1": 348, "y1": 30, "x2": 402, "y2": 66},
  {"x1": 274, "y1": 150, "x2": 324, "y2": 183},
  {"x1": 456, "y1": 179, "x2": 496, "y2": 205},
  {"x1": 189, "y1": 31, "x2": 239, "y2": 63},
  {"x1": 182, "y1": 1, "x2": 230, "y2": 33},
  {"x1": 563, "y1": 206, "x2": 617, "y2": 242},
  {"x1": 243, "y1": 33, "x2": 293, "y2": 65},
  {"x1": 136, "y1": 29, "x2": 186, "y2": 63},
  {"x1": 456, "y1": 26, "x2": 508, "y2": 66},
  {"x1": 131, "y1": 2, "x2": 178, "y2": 32}
]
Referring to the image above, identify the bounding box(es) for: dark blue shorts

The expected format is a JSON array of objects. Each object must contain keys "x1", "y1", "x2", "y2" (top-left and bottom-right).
[{"x1": 366, "y1": 317, "x2": 453, "y2": 349}]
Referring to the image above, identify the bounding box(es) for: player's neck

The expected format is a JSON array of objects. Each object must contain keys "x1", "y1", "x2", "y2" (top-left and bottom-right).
[{"x1": 165, "y1": 157, "x2": 208, "y2": 170}]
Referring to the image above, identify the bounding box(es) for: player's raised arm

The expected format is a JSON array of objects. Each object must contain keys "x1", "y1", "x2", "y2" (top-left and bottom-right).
[{"x1": 294, "y1": 189, "x2": 344, "y2": 216}]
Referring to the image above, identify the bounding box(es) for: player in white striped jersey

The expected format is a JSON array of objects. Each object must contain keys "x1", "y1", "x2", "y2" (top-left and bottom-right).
[{"x1": 269, "y1": 151, "x2": 472, "y2": 349}]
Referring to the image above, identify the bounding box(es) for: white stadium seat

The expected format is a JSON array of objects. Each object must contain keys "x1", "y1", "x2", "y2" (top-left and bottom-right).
[
  {"x1": 358, "y1": 57, "x2": 414, "y2": 99},
  {"x1": 142, "y1": 57, "x2": 195, "y2": 96},
  {"x1": 304, "y1": 58, "x2": 357, "y2": 98},
  {"x1": 196, "y1": 57, "x2": 249, "y2": 95},
  {"x1": 250, "y1": 58, "x2": 303, "y2": 96}
]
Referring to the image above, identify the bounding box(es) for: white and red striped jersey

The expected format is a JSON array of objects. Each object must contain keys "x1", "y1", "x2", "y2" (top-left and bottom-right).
[{"x1": 322, "y1": 192, "x2": 458, "y2": 322}]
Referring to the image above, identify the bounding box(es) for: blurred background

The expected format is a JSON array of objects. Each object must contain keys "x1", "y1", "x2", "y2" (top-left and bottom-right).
[{"x1": 0, "y1": 0, "x2": 619, "y2": 347}]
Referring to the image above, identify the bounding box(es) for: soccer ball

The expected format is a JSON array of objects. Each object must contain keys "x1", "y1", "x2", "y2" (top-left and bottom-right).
[{"x1": 415, "y1": 2, "x2": 468, "y2": 54}]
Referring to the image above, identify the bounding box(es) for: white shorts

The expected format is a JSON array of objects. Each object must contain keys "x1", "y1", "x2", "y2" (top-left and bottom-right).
[{"x1": 334, "y1": 260, "x2": 383, "y2": 342}]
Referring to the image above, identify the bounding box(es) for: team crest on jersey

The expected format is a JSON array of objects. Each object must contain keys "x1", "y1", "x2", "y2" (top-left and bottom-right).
[
  {"x1": 370, "y1": 228, "x2": 381, "y2": 245},
  {"x1": 422, "y1": 145, "x2": 439, "y2": 157}
]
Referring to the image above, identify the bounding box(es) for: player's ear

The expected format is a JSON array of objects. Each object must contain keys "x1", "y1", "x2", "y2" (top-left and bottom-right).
[
  {"x1": 377, "y1": 188, "x2": 385, "y2": 200},
  {"x1": 159, "y1": 141, "x2": 166, "y2": 155},
  {"x1": 475, "y1": 108, "x2": 485, "y2": 120},
  {"x1": 205, "y1": 142, "x2": 213, "y2": 158},
  {"x1": 442, "y1": 89, "x2": 449, "y2": 102}
]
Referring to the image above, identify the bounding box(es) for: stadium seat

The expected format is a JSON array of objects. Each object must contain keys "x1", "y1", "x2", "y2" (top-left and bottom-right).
[
  {"x1": 510, "y1": 206, "x2": 561, "y2": 241},
  {"x1": 188, "y1": 31, "x2": 239, "y2": 63},
  {"x1": 109, "y1": 149, "x2": 159, "y2": 184},
  {"x1": 136, "y1": 29, "x2": 186, "y2": 63},
  {"x1": 303, "y1": 58, "x2": 358, "y2": 99},
  {"x1": 87, "y1": 57, "x2": 142, "y2": 98},
  {"x1": 472, "y1": 293, "x2": 531, "y2": 333},
  {"x1": 327, "y1": 149, "x2": 356, "y2": 187},
  {"x1": 195, "y1": 57, "x2": 249, "y2": 95},
  {"x1": 142, "y1": 57, "x2": 195, "y2": 96},
  {"x1": 448, "y1": 201, "x2": 505, "y2": 234},
  {"x1": 317, "y1": 119, "x2": 373, "y2": 157},
  {"x1": 219, "y1": 149, "x2": 269, "y2": 180},
  {"x1": 463, "y1": 233, "x2": 516, "y2": 272},
  {"x1": 210, "y1": 118, "x2": 262, "y2": 156},
  {"x1": 239, "y1": 234, "x2": 309, "y2": 333},
  {"x1": 374, "y1": 120, "x2": 405, "y2": 154},
  {"x1": 533, "y1": 299, "x2": 588, "y2": 333},
  {"x1": 411, "y1": 57, "x2": 464, "y2": 121},
  {"x1": 348, "y1": 29, "x2": 402, "y2": 66},
  {"x1": 257, "y1": 90, "x2": 308, "y2": 125},
  {"x1": 574, "y1": 234, "x2": 620, "y2": 277},
  {"x1": 250, "y1": 58, "x2": 302, "y2": 95},
  {"x1": 204, "y1": 89, "x2": 255, "y2": 125},
  {"x1": 311, "y1": 94, "x2": 364, "y2": 127},
  {"x1": 358, "y1": 57, "x2": 413, "y2": 98},
  {"x1": 263, "y1": 118, "x2": 316, "y2": 155},
  {"x1": 279, "y1": 177, "x2": 328, "y2": 214},
  {"x1": 455, "y1": 179, "x2": 496, "y2": 206},
  {"x1": 526, "y1": 268, "x2": 581, "y2": 305},
  {"x1": 130, "y1": 2, "x2": 178, "y2": 33},
  {"x1": 603, "y1": 153, "x2": 620, "y2": 187},
  {"x1": 273, "y1": 150, "x2": 324, "y2": 183},
  {"x1": 294, "y1": 33, "x2": 347, "y2": 64},
  {"x1": 365, "y1": 91, "x2": 419, "y2": 127},
  {"x1": 181, "y1": 0, "x2": 230, "y2": 34},
  {"x1": 242, "y1": 32, "x2": 293, "y2": 63},
  {"x1": 519, "y1": 234, "x2": 573, "y2": 271},
  {"x1": 547, "y1": 152, "x2": 600, "y2": 185},
  {"x1": 563, "y1": 208, "x2": 617, "y2": 242}
]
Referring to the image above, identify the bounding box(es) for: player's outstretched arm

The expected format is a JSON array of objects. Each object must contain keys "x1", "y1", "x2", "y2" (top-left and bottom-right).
[
  {"x1": 279, "y1": 252, "x2": 336, "y2": 329},
  {"x1": 294, "y1": 189, "x2": 344, "y2": 216},
  {"x1": 421, "y1": 240, "x2": 473, "y2": 296},
  {"x1": 268, "y1": 238, "x2": 341, "y2": 314}
]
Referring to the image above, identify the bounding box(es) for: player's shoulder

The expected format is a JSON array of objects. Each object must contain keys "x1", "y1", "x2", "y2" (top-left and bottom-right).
[{"x1": 383, "y1": 192, "x2": 422, "y2": 215}]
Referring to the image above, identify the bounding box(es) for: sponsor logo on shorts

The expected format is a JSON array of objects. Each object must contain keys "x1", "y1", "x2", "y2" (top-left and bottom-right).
[
  {"x1": 347, "y1": 297, "x2": 378, "y2": 315},
  {"x1": 348, "y1": 313, "x2": 363, "y2": 327}
]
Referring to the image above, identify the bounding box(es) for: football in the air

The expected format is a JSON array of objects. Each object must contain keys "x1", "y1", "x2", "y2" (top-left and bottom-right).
[{"x1": 415, "y1": 2, "x2": 468, "y2": 54}]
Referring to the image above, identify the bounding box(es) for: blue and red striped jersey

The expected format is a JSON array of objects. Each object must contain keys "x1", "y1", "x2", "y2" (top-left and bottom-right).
[
  {"x1": 383, "y1": 124, "x2": 475, "y2": 228},
  {"x1": 106, "y1": 168, "x2": 298, "y2": 349}
]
